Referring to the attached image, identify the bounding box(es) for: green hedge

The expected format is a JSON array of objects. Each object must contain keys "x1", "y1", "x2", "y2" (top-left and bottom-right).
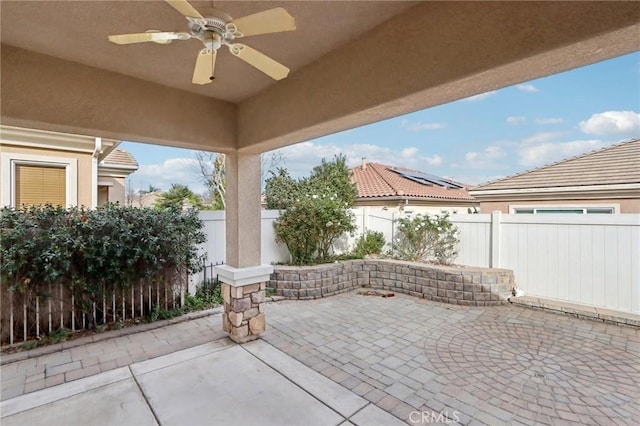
[{"x1": 0, "y1": 204, "x2": 206, "y2": 311}]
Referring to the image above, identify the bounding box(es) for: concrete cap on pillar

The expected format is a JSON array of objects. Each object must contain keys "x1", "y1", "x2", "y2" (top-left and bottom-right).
[{"x1": 216, "y1": 264, "x2": 274, "y2": 287}]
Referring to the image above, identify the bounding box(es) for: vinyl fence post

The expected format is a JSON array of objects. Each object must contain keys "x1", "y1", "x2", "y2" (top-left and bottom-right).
[
  {"x1": 490, "y1": 211, "x2": 501, "y2": 268},
  {"x1": 362, "y1": 206, "x2": 370, "y2": 234}
]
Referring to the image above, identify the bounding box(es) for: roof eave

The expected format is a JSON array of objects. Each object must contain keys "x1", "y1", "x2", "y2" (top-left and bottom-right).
[
  {"x1": 470, "y1": 183, "x2": 640, "y2": 200},
  {"x1": 356, "y1": 195, "x2": 477, "y2": 203}
]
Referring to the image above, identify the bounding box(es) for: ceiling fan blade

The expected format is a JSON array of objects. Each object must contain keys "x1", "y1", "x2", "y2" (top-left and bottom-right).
[
  {"x1": 193, "y1": 49, "x2": 216, "y2": 85},
  {"x1": 230, "y1": 7, "x2": 295, "y2": 37},
  {"x1": 229, "y1": 44, "x2": 289, "y2": 80},
  {"x1": 108, "y1": 32, "x2": 189, "y2": 45},
  {"x1": 165, "y1": 0, "x2": 204, "y2": 21}
]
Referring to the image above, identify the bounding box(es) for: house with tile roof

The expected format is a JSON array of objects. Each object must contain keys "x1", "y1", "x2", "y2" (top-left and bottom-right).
[
  {"x1": 350, "y1": 159, "x2": 478, "y2": 215},
  {"x1": 97, "y1": 149, "x2": 139, "y2": 206},
  {"x1": 1, "y1": 125, "x2": 138, "y2": 208},
  {"x1": 469, "y1": 139, "x2": 640, "y2": 214}
]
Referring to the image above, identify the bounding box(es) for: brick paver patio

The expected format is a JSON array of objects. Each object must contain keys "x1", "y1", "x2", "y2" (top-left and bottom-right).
[
  {"x1": 1, "y1": 311, "x2": 226, "y2": 401},
  {"x1": 263, "y1": 291, "x2": 640, "y2": 425},
  {"x1": 1, "y1": 291, "x2": 639, "y2": 425}
]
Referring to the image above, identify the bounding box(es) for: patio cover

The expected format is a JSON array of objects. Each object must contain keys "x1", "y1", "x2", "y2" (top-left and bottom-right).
[{"x1": 2, "y1": 1, "x2": 639, "y2": 268}]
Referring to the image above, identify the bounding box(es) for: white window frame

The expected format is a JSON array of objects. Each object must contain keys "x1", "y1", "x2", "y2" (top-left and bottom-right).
[
  {"x1": 1, "y1": 152, "x2": 78, "y2": 207},
  {"x1": 509, "y1": 203, "x2": 618, "y2": 214}
]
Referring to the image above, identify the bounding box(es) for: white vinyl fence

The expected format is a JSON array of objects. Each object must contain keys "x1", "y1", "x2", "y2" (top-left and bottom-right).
[{"x1": 195, "y1": 209, "x2": 640, "y2": 315}]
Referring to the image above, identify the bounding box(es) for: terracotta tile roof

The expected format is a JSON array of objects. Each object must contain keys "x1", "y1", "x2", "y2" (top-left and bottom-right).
[
  {"x1": 473, "y1": 138, "x2": 640, "y2": 191},
  {"x1": 101, "y1": 149, "x2": 138, "y2": 169},
  {"x1": 351, "y1": 162, "x2": 475, "y2": 201}
]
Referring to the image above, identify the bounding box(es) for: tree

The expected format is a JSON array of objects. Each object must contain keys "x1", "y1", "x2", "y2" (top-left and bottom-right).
[
  {"x1": 264, "y1": 168, "x2": 299, "y2": 210},
  {"x1": 125, "y1": 180, "x2": 137, "y2": 207},
  {"x1": 154, "y1": 184, "x2": 203, "y2": 210},
  {"x1": 261, "y1": 151, "x2": 285, "y2": 189},
  {"x1": 192, "y1": 151, "x2": 225, "y2": 210},
  {"x1": 267, "y1": 154, "x2": 358, "y2": 264},
  {"x1": 305, "y1": 154, "x2": 357, "y2": 206},
  {"x1": 193, "y1": 150, "x2": 285, "y2": 210},
  {"x1": 125, "y1": 183, "x2": 162, "y2": 207}
]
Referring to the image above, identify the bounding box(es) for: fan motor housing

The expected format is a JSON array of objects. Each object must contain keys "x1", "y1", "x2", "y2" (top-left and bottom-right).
[{"x1": 203, "y1": 17, "x2": 227, "y2": 34}]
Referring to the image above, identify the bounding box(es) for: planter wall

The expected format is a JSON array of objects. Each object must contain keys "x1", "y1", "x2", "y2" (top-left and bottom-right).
[{"x1": 269, "y1": 259, "x2": 515, "y2": 306}]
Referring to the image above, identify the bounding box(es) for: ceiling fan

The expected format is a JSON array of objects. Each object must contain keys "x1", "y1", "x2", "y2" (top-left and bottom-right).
[{"x1": 108, "y1": 0, "x2": 295, "y2": 84}]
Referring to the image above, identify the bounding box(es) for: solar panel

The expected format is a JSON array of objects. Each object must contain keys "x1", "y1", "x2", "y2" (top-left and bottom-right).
[{"x1": 390, "y1": 168, "x2": 463, "y2": 189}]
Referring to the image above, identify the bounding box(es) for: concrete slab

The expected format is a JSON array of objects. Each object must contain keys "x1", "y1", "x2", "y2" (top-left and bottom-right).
[
  {"x1": 135, "y1": 344, "x2": 344, "y2": 426},
  {"x1": 0, "y1": 367, "x2": 131, "y2": 417},
  {"x1": 130, "y1": 339, "x2": 234, "y2": 376},
  {"x1": 1, "y1": 378, "x2": 156, "y2": 426},
  {"x1": 243, "y1": 339, "x2": 368, "y2": 418},
  {"x1": 350, "y1": 403, "x2": 406, "y2": 426}
]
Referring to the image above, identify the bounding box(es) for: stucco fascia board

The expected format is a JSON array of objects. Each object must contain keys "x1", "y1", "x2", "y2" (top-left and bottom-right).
[
  {"x1": 470, "y1": 184, "x2": 640, "y2": 201},
  {"x1": 98, "y1": 165, "x2": 138, "y2": 178},
  {"x1": 1, "y1": 45, "x2": 236, "y2": 152},
  {"x1": 0, "y1": 125, "x2": 119, "y2": 154},
  {"x1": 237, "y1": 2, "x2": 640, "y2": 153}
]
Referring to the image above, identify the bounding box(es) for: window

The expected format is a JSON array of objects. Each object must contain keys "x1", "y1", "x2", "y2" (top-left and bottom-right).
[
  {"x1": 15, "y1": 165, "x2": 66, "y2": 206},
  {"x1": 0, "y1": 152, "x2": 78, "y2": 207},
  {"x1": 512, "y1": 206, "x2": 615, "y2": 214},
  {"x1": 585, "y1": 207, "x2": 615, "y2": 214}
]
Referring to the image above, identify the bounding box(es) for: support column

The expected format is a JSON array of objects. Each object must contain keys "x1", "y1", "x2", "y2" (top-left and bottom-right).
[
  {"x1": 219, "y1": 152, "x2": 272, "y2": 342},
  {"x1": 224, "y1": 152, "x2": 261, "y2": 268},
  {"x1": 218, "y1": 266, "x2": 271, "y2": 343}
]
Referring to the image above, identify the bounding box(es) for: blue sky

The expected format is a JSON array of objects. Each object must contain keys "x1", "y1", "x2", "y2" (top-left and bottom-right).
[{"x1": 121, "y1": 51, "x2": 640, "y2": 194}]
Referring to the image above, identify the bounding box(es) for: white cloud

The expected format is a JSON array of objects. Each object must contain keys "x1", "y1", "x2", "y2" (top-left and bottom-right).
[
  {"x1": 517, "y1": 84, "x2": 539, "y2": 93},
  {"x1": 452, "y1": 145, "x2": 508, "y2": 170},
  {"x1": 423, "y1": 155, "x2": 443, "y2": 167},
  {"x1": 400, "y1": 147, "x2": 419, "y2": 158},
  {"x1": 506, "y1": 116, "x2": 526, "y2": 125},
  {"x1": 521, "y1": 131, "x2": 568, "y2": 145},
  {"x1": 579, "y1": 111, "x2": 640, "y2": 136},
  {"x1": 400, "y1": 119, "x2": 447, "y2": 131},
  {"x1": 127, "y1": 157, "x2": 206, "y2": 194},
  {"x1": 273, "y1": 141, "x2": 443, "y2": 178},
  {"x1": 462, "y1": 91, "x2": 497, "y2": 102},
  {"x1": 534, "y1": 117, "x2": 564, "y2": 125},
  {"x1": 517, "y1": 139, "x2": 604, "y2": 168}
]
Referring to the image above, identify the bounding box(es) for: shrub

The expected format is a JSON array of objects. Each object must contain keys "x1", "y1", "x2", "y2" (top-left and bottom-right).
[
  {"x1": 393, "y1": 213, "x2": 459, "y2": 265},
  {"x1": 353, "y1": 231, "x2": 386, "y2": 257},
  {"x1": 1, "y1": 204, "x2": 206, "y2": 317},
  {"x1": 274, "y1": 195, "x2": 356, "y2": 264},
  {"x1": 268, "y1": 155, "x2": 357, "y2": 265}
]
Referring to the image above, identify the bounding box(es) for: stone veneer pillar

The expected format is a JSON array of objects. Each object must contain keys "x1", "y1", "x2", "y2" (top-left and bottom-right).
[{"x1": 216, "y1": 265, "x2": 273, "y2": 343}]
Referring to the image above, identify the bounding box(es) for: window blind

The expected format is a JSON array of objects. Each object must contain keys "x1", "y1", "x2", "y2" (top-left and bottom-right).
[{"x1": 15, "y1": 164, "x2": 66, "y2": 207}]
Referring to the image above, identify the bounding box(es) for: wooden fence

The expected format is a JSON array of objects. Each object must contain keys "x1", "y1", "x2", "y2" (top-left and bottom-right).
[{"x1": 1, "y1": 272, "x2": 186, "y2": 346}]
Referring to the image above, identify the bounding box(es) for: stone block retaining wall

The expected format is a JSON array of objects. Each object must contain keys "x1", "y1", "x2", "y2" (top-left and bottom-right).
[{"x1": 269, "y1": 259, "x2": 515, "y2": 306}]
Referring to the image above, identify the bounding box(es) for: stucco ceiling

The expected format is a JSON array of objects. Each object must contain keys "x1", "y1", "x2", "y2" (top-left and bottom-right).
[
  {"x1": 1, "y1": 1, "x2": 639, "y2": 154},
  {"x1": 0, "y1": 1, "x2": 417, "y2": 103}
]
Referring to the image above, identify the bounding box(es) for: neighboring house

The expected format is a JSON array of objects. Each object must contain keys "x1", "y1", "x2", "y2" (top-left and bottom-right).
[
  {"x1": 350, "y1": 159, "x2": 478, "y2": 215},
  {"x1": 127, "y1": 191, "x2": 163, "y2": 208},
  {"x1": 0, "y1": 125, "x2": 138, "y2": 208},
  {"x1": 469, "y1": 138, "x2": 640, "y2": 214}
]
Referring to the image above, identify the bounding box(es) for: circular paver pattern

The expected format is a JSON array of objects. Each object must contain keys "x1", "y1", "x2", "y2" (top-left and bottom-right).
[{"x1": 423, "y1": 321, "x2": 640, "y2": 424}]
